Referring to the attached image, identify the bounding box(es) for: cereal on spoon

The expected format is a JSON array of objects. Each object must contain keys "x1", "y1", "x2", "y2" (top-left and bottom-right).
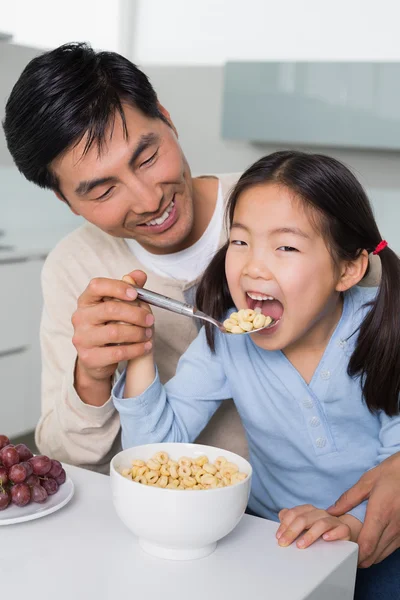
[{"x1": 223, "y1": 308, "x2": 272, "y2": 334}]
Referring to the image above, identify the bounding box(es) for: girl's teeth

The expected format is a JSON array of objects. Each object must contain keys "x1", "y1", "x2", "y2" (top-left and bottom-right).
[
  {"x1": 247, "y1": 293, "x2": 274, "y2": 301},
  {"x1": 145, "y1": 201, "x2": 174, "y2": 226}
]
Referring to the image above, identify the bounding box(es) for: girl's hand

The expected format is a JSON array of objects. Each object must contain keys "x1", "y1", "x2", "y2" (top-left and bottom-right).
[
  {"x1": 122, "y1": 273, "x2": 156, "y2": 398},
  {"x1": 276, "y1": 504, "x2": 360, "y2": 549}
]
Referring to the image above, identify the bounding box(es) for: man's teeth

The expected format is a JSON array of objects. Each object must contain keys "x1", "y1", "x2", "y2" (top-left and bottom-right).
[
  {"x1": 145, "y1": 201, "x2": 174, "y2": 226},
  {"x1": 247, "y1": 293, "x2": 275, "y2": 301}
]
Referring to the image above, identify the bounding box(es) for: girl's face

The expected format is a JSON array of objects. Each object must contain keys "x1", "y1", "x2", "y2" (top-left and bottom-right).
[{"x1": 225, "y1": 183, "x2": 345, "y2": 353}]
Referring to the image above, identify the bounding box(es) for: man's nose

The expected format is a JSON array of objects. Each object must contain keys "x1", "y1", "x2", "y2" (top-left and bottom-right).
[{"x1": 126, "y1": 176, "x2": 163, "y2": 215}]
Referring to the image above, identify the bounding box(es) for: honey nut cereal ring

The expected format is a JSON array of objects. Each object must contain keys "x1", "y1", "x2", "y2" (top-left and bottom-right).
[
  {"x1": 145, "y1": 470, "x2": 159, "y2": 484},
  {"x1": 134, "y1": 475, "x2": 148, "y2": 484},
  {"x1": 157, "y1": 475, "x2": 169, "y2": 488},
  {"x1": 146, "y1": 458, "x2": 161, "y2": 471},
  {"x1": 178, "y1": 457, "x2": 193, "y2": 468},
  {"x1": 154, "y1": 451, "x2": 169, "y2": 464},
  {"x1": 178, "y1": 465, "x2": 192, "y2": 478},
  {"x1": 214, "y1": 456, "x2": 228, "y2": 469},
  {"x1": 202, "y1": 463, "x2": 217, "y2": 475}
]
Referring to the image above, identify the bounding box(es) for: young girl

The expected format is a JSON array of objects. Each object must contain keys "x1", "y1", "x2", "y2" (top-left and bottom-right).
[{"x1": 112, "y1": 151, "x2": 400, "y2": 598}]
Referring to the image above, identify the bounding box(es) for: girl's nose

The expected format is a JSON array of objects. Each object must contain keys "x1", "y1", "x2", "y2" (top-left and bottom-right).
[{"x1": 243, "y1": 256, "x2": 274, "y2": 280}]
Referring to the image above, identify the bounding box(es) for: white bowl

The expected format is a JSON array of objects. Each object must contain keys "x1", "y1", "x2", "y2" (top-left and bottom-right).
[{"x1": 110, "y1": 442, "x2": 252, "y2": 560}]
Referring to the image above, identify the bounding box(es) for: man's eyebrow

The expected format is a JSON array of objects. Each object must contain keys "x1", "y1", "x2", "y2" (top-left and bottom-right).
[
  {"x1": 128, "y1": 132, "x2": 160, "y2": 167},
  {"x1": 75, "y1": 176, "x2": 118, "y2": 196},
  {"x1": 74, "y1": 133, "x2": 160, "y2": 196}
]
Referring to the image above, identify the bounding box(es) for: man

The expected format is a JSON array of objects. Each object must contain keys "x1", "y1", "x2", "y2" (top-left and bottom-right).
[{"x1": 3, "y1": 43, "x2": 399, "y2": 567}]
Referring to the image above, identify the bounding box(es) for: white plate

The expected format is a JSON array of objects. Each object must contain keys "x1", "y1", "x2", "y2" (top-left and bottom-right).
[{"x1": 0, "y1": 475, "x2": 74, "y2": 525}]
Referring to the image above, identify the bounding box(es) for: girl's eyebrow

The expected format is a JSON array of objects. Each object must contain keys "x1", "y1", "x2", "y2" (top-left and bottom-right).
[
  {"x1": 269, "y1": 227, "x2": 310, "y2": 239},
  {"x1": 231, "y1": 223, "x2": 310, "y2": 240}
]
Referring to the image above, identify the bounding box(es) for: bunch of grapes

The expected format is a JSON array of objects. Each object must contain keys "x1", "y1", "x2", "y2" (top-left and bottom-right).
[{"x1": 0, "y1": 434, "x2": 66, "y2": 511}]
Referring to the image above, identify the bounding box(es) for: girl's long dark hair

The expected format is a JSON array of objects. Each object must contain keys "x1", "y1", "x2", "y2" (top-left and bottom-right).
[{"x1": 196, "y1": 151, "x2": 400, "y2": 416}]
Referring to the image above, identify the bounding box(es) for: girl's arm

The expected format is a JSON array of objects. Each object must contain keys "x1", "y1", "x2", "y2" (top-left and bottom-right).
[{"x1": 113, "y1": 328, "x2": 232, "y2": 449}]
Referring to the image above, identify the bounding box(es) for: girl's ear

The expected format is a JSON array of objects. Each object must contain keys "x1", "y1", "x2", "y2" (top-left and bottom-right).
[{"x1": 336, "y1": 249, "x2": 369, "y2": 292}]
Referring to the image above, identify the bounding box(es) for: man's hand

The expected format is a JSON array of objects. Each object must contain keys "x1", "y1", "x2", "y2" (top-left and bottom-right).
[
  {"x1": 72, "y1": 269, "x2": 154, "y2": 406},
  {"x1": 275, "y1": 504, "x2": 358, "y2": 549},
  {"x1": 327, "y1": 452, "x2": 400, "y2": 567}
]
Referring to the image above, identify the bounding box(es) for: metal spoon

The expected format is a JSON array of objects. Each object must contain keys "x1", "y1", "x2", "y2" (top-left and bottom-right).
[{"x1": 129, "y1": 285, "x2": 276, "y2": 334}]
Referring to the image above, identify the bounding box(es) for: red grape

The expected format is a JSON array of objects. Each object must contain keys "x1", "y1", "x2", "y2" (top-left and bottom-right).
[
  {"x1": 55, "y1": 469, "x2": 66, "y2": 485},
  {"x1": 48, "y1": 460, "x2": 63, "y2": 478},
  {"x1": 0, "y1": 446, "x2": 20, "y2": 468},
  {"x1": 42, "y1": 478, "x2": 59, "y2": 495},
  {"x1": 0, "y1": 489, "x2": 11, "y2": 510},
  {"x1": 9, "y1": 463, "x2": 28, "y2": 484},
  {"x1": 26, "y1": 474, "x2": 40, "y2": 487},
  {"x1": 10, "y1": 483, "x2": 31, "y2": 506},
  {"x1": 0, "y1": 435, "x2": 10, "y2": 450},
  {"x1": 29, "y1": 455, "x2": 51, "y2": 475},
  {"x1": 14, "y1": 443, "x2": 33, "y2": 462},
  {"x1": 31, "y1": 485, "x2": 48, "y2": 503},
  {"x1": 21, "y1": 461, "x2": 33, "y2": 478},
  {"x1": 0, "y1": 466, "x2": 8, "y2": 486},
  {"x1": 0, "y1": 437, "x2": 66, "y2": 511}
]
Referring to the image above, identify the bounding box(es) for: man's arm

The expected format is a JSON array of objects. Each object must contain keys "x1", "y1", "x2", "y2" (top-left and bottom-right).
[
  {"x1": 35, "y1": 258, "x2": 152, "y2": 470},
  {"x1": 328, "y1": 409, "x2": 400, "y2": 567}
]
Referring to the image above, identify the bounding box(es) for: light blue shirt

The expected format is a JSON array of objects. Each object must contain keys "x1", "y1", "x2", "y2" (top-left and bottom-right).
[{"x1": 113, "y1": 286, "x2": 400, "y2": 523}]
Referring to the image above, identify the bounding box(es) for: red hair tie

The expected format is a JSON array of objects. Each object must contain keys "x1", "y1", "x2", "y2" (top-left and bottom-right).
[{"x1": 372, "y1": 240, "x2": 388, "y2": 255}]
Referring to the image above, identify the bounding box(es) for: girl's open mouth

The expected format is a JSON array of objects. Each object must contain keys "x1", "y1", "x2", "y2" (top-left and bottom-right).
[{"x1": 246, "y1": 292, "x2": 284, "y2": 323}]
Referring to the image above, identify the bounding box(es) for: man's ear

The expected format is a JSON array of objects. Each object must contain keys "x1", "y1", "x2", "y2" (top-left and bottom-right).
[
  {"x1": 54, "y1": 191, "x2": 79, "y2": 215},
  {"x1": 157, "y1": 102, "x2": 178, "y2": 137},
  {"x1": 336, "y1": 249, "x2": 369, "y2": 292}
]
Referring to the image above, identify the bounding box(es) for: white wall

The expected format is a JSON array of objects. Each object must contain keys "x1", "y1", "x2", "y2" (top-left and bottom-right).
[
  {"x1": 131, "y1": 0, "x2": 400, "y2": 64},
  {"x1": 0, "y1": 0, "x2": 122, "y2": 51}
]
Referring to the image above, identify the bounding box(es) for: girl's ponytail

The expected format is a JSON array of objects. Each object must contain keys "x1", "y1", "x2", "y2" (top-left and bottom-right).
[{"x1": 349, "y1": 246, "x2": 400, "y2": 416}]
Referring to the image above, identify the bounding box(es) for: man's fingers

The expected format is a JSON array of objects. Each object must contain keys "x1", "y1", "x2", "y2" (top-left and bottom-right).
[
  {"x1": 78, "y1": 277, "x2": 139, "y2": 307},
  {"x1": 357, "y1": 517, "x2": 392, "y2": 566},
  {"x1": 125, "y1": 269, "x2": 147, "y2": 289},
  {"x1": 327, "y1": 472, "x2": 375, "y2": 516},
  {"x1": 360, "y1": 537, "x2": 400, "y2": 568},
  {"x1": 74, "y1": 322, "x2": 153, "y2": 350},
  {"x1": 78, "y1": 341, "x2": 153, "y2": 371},
  {"x1": 73, "y1": 301, "x2": 154, "y2": 330}
]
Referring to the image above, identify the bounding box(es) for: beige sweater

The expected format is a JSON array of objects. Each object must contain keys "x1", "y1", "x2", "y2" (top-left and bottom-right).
[
  {"x1": 36, "y1": 174, "x2": 243, "y2": 472},
  {"x1": 36, "y1": 172, "x2": 381, "y2": 473}
]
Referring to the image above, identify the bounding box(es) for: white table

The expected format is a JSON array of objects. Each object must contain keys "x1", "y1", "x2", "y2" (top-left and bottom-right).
[{"x1": 1, "y1": 464, "x2": 358, "y2": 599}]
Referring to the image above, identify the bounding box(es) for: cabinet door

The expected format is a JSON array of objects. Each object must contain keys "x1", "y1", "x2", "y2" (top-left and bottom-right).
[
  {"x1": 0, "y1": 346, "x2": 30, "y2": 437},
  {"x1": 0, "y1": 257, "x2": 44, "y2": 436},
  {"x1": 0, "y1": 258, "x2": 36, "y2": 353}
]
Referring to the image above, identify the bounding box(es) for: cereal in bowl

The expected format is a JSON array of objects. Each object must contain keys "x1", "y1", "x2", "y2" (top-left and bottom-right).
[{"x1": 119, "y1": 451, "x2": 247, "y2": 490}]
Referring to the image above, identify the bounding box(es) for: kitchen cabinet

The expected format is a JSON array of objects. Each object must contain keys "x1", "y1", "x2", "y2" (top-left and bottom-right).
[{"x1": 0, "y1": 255, "x2": 44, "y2": 436}]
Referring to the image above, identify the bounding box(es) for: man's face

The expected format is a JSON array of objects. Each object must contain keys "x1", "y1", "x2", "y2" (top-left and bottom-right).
[{"x1": 52, "y1": 104, "x2": 195, "y2": 254}]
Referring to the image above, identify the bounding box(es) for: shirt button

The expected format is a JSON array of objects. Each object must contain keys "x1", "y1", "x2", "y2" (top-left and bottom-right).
[
  {"x1": 320, "y1": 369, "x2": 331, "y2": 380},
  {"x1": 302, "y1": 397, "x2": 313, "y2": 408},
  {"x1": 309, "y1": 416, "x2": 320, "y2": 427},
  {"x1": 338, "y1": 339, "x2": 347, "y2": 349},
  {"x1": 315, "y1": 437, "x2": 326, "y2": 448}
]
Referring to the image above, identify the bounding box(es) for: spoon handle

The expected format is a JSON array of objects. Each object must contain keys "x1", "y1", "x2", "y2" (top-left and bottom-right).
[{"x1": 132, "y1": 286, "x2": 195, "y2": 318}]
